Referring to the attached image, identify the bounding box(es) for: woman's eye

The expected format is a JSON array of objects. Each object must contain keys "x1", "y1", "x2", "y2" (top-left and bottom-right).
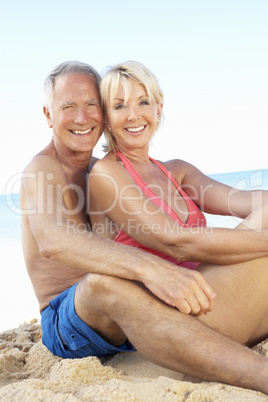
[
  {"x1": 114, "y1": 104, "x2": 124, "y2": 110},
  {"x1": 140, "y1": 100, "x2": 149, "y2": 105}
]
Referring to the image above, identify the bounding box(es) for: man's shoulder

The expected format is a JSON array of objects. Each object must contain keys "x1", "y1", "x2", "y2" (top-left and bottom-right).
[{"x1": 23, "y1": 142, "x2": 60, "y2": 173}]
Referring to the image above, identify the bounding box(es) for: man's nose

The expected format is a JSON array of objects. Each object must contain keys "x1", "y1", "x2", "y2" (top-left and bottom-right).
[{"x1": 74, "y1": 108, "x2": 89, "y2": 124}]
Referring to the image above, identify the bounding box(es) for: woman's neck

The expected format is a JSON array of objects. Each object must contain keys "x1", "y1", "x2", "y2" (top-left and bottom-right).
[{"x1": 116, "y1": 145, "x2": 151, "y2": 165}]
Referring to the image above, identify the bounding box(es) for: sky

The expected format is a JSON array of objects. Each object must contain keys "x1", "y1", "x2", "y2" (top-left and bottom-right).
[{"x1": 1, "y1": 0, "x2": 268, "y2": 195}]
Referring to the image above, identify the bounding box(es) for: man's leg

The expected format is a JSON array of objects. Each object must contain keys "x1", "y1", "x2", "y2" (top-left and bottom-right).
[{"x1": 74, "y1": 264, "x2": 268, "y2": 395}]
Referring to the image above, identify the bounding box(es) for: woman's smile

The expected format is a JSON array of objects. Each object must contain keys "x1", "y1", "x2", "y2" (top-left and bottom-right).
[{"x1": 124, "y1": 125, "x2": 146, "y2": 135}]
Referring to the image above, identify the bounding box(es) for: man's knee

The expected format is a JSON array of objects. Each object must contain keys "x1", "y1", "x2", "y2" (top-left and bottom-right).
[
  {"x1": 75, "y1": 273, "x2": 105, "y2": 308},
  {"x1": 74, "y1": 273, "x2": 114, "y2": 325},
  {"x1": 81, "y1": 272, "x2": 104, "y2": 291},
  {"x1": 78, "y1": 273, "x2": 119, "y2": 297},
  {"x1": 76, "y1": 273, "x2": 126, "y2": 313},
  {"x1": 74, "y1": 273, "x2": 128, "y2": 345}
]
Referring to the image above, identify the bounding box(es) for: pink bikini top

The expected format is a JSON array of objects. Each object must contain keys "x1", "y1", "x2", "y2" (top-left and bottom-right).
[{"x1": 113, "y1": 150, "x2": 206, "y2": 269}]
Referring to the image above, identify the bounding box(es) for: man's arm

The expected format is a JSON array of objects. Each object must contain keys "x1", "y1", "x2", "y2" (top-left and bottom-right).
[{"x1": 21, "y1": 155, "x2": 216, "y2": 315}]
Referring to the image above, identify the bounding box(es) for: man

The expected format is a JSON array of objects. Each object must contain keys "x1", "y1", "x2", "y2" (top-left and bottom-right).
[{"x1": 20, "y1": 61, "x2": 268, "y2": 395}]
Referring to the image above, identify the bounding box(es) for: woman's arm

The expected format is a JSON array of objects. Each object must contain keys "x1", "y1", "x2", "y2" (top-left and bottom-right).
[
  {"x1": 89, "y1": 158, "x2": 268, "y2": 265},
  {"x1": 168, "y1": 158, "x2": 268, "y2": 220}
]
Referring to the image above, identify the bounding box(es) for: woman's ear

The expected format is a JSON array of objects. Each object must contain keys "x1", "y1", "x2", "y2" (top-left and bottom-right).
[
  {"x1": 105, "y1": 117, "x2": 112, "y2": 132},
  {"x1": 157, "y1": 104, "x2": 163, "y2": 120}
]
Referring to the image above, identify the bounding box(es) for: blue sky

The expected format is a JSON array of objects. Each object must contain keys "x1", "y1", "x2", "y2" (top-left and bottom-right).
[{"x1": 1, "y1": 0, "x2": 268, "y2": 194}]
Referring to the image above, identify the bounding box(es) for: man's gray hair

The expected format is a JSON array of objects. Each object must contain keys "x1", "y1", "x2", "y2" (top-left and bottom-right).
[{"x1": 43, "y1": 61, "x2": 101, "y2": 111}]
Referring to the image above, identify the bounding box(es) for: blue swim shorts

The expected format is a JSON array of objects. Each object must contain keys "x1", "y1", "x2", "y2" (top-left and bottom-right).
[{"x1": 41, "y1": 282, "x2": 135, "y2": 359}]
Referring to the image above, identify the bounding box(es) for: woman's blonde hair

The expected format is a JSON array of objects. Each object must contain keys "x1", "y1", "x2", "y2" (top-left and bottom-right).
[{"x1": 100, "y1": 61, "x2": 164, "y2": 152}]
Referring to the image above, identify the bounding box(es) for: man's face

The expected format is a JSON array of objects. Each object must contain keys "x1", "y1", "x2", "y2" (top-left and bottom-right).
[{"x1": 45, "y1": 73, "x2": 104, "y2": 153}]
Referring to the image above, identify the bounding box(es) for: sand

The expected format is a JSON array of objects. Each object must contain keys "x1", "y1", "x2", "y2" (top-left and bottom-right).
[{"x1": 0, "y1": 320, "x2": 267, "y2": 401}]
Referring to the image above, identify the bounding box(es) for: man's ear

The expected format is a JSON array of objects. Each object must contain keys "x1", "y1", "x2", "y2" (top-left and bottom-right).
[{"x1": 43, "y1": 106, "x2": 53, "y2": 128}]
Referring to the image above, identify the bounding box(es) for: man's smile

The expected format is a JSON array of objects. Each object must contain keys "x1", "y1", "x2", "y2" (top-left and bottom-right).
[{"x1": 71, "y1": 128, "x2": 93, "y2": 135}]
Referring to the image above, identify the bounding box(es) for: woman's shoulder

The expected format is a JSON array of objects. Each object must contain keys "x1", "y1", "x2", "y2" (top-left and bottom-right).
[
  {"x1": 157, "y1": 158, "x2": 194, "y2": 174},
  {"x1": 158, "y1": 158, "x2": 200, "y2": 185},
  {"x1": 90, "y1": 152, "x2": 117, "y2": 171},
  {"x1": 90, "y1": 152, "x2": 127, "y2": 179}
]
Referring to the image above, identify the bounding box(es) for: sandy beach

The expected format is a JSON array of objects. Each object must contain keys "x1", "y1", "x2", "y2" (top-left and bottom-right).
[
  {"x1": 1, "y1": 247, "x2": 268, "y2": 401},
  {"x1": 0, "y1": 320, "x2": 267, "y2": 401}
]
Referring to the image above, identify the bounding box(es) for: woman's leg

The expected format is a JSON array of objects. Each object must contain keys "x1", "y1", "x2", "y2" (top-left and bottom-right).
[
  {"x1": 236, "y1": 198, "x2": 268, "y2": 230},
  {"x1": 198, "y1": 257, "x2": 268, "y2": 345}
]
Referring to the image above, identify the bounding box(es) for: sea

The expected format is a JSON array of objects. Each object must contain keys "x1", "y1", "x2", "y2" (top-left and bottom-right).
[{"x1": 1, "y1": 168, "x2": 268, "y2": 332}]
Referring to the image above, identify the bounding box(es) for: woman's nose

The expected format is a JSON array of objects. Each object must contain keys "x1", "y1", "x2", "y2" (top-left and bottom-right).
[{"x1": 127, "y1": 106, "x2": 140, "y2": 121}]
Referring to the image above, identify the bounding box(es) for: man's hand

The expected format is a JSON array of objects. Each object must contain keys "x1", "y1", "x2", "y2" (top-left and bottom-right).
[{"x1": 143, "y1": 264, "x2": 216, "y2": 316}]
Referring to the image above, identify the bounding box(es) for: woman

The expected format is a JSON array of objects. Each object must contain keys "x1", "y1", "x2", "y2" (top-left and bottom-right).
[{"x1": 88, "y1": 60, "x2": 268, "y2": 268}]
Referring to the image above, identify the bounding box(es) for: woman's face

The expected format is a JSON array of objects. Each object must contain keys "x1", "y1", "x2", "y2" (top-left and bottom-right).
[{"x1": 106, "y1": 78, "x2": 162, "y2": 153}]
